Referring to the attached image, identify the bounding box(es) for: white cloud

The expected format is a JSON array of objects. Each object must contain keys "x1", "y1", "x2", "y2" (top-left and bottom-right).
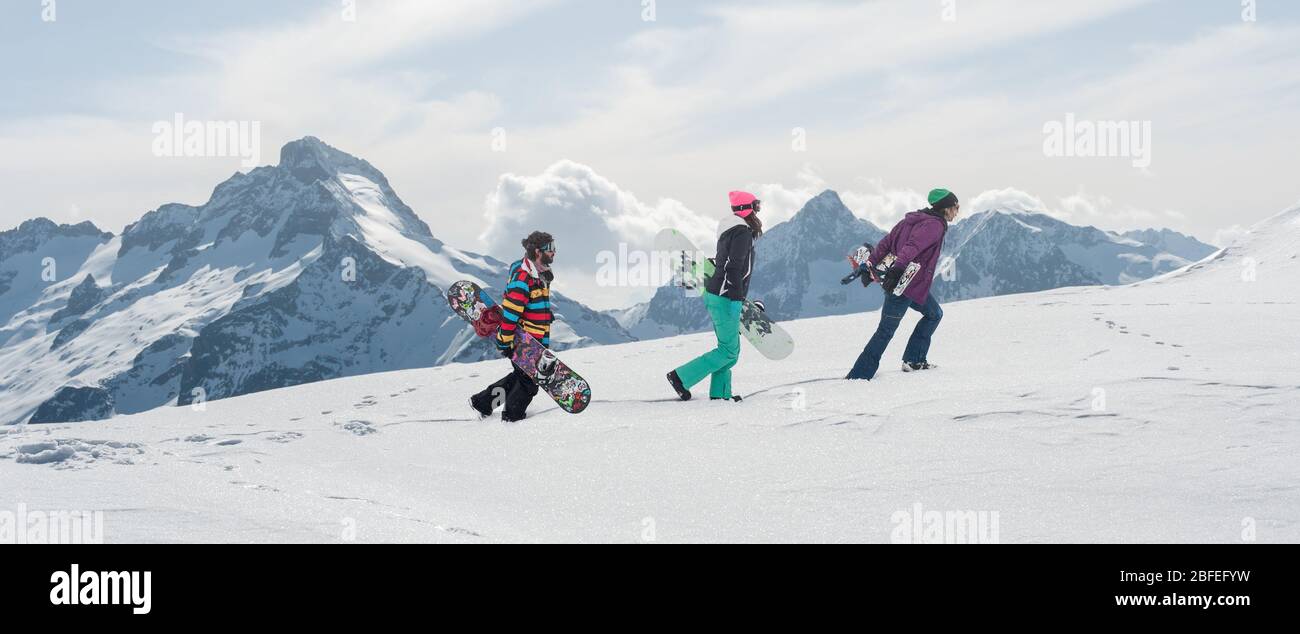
[
  {"x1": 835, "y1": 183, "x2": 929, "y2": 231},
  {"x1": 1056, "y1": 188, "x2": 1173, "y2": 230},
  {"x1": 963, "y1": 186, "x2": 1188, "y2": 231},
  {"x1": 0, "y1": 0, "x2": 564, "y2": 236},
  {"x1": 8, "y1": 0, "x2": 1297, "y2": 257},
  {"x1": 748, "y1": 165, "x2": 835, "y2": 227},
  {"x1": 971, "y1": 188, "x2": 1051, "y2": 215},
  {"x1": 1212, "y1": 225, "x2": 1250, "y2": 249},
  {"x1": 479, "y1": 160, "x2": 716, "y2": 309}
]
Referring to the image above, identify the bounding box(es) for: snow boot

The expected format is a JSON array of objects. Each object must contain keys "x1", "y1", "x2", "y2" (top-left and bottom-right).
[
  {"x1": 710, "y1": 396, "x2": 743, "y2": 402},
  {"x1": 901, "y1": 361, "x2": 938, "y2": 372},
  {"x1": 666, "y1": 371, "x2": 692, "y2": 401},
  {"x1": 469, "y1": 396, "x2": 493, "y2": 419}
]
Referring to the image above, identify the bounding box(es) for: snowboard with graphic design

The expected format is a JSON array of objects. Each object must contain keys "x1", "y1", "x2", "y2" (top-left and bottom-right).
[{"x1": 446, "y1": 280, "x2": 592, "y2": 414}]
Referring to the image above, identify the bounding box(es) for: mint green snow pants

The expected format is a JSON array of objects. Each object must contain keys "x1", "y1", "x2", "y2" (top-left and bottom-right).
[{"x1": 674, "y1": 291, "x2": 742, "y2": 399}]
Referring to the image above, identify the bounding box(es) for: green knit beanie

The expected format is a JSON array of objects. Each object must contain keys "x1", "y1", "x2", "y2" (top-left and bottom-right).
[{"x1": 928, "y1": 188, "x2": 959, "y2": 210}]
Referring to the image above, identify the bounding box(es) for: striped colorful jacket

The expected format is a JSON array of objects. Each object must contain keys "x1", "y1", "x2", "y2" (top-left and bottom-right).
[{"x1": 496, "y1": 257, "x2": 552, "y2": 351}]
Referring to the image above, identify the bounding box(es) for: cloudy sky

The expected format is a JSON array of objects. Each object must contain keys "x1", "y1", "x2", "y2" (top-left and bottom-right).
[{"x1": 2, "y1": 0, "x2": 1298, "y2": 307}]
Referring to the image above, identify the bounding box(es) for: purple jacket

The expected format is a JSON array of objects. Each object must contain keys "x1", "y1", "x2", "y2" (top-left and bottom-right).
[{"x1": 872, "y1": 209, "x2": 948, "y2": 304}]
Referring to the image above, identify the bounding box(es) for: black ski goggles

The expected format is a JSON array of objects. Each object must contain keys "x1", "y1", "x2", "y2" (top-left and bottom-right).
[{"x1": 731, "y1": 200, "x2": 761, "y2": 214}]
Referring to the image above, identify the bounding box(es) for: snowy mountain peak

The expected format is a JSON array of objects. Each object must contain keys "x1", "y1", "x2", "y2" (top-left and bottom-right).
[
  {"x1": 1118, "y1": 227, "x2": 1221, "y2": 263},
  {"x1": 0, "y1": 137, "x2": 633, "y2": 426},
  {"x1": 761, "y1": 189, "x2": 881, "y2": 254},
  {"x1": 789, "y1": 189, "x2": 858, "y2": 227},
  {"x1": 278, "y1": 136, "x2": 385, "y2": 186},
  {"x1": 0, "y1": 218, "x2": 110, "y2": 258}
]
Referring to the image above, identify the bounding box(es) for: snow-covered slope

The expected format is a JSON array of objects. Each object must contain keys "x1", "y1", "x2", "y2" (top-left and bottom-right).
[
  {"x1": 0, "y1": 137, "x2": 632, "y2": 425},
  {"x1": 4, "y1": 204, "x2": 1295, "y2": 543}
]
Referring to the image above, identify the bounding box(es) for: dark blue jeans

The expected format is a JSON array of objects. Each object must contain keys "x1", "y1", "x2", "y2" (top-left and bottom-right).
[{"x1": 847, "y1": 293, "x2": 943, "y2": 380}]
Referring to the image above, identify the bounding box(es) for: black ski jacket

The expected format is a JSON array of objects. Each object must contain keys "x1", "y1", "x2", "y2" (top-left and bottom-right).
[{"x1": 705, "y1": 216, "x2": 754, "y2": 301}]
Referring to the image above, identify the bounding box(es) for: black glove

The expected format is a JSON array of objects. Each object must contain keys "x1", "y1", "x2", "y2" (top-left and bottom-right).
[
  {"x1": 752, "y1": 299, "x2": 766, "y2": 312},
  {"x1": 859, "y1": 265, "x2": 875, "y2": 288},
  {"x1": 499, "y1": 346, "x2": 514, "y2": 358},
  {"x1": 880, "y1": 266, "x2": 904, "y2": 294}
]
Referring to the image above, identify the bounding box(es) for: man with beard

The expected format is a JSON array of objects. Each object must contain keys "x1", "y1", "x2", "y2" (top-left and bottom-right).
[{"x1": 470, "y1": 231, "x2": 557, "y2": 422}]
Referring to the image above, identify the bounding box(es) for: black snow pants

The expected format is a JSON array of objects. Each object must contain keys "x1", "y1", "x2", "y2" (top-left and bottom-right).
[{"x1": 472, "y1": 365, "x2": 539, "y2": 419}]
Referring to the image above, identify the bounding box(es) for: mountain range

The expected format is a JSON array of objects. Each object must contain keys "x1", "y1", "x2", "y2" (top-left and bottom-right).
[
  {"x1": 0, "y1": 137, "x2": 631, "y2": 425},
  {"x1": 2, "y1": 140, "x2": 1217, "y2": 425}
]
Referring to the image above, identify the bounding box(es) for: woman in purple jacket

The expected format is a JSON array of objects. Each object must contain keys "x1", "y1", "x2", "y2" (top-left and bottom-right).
[{"x1": 847, "y1": 189, "x2": 961, "y2": 380}]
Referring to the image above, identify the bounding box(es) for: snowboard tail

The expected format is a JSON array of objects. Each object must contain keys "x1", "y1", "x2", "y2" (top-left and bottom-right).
[{"x1": 510, "y1": 335, "x2": 592, "y2": 414}]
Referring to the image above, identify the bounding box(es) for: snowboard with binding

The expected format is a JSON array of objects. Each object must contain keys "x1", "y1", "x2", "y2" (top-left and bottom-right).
[
  {"x1": 841, "y1": 246, "x2": 921, "y2": 297},
  {"x1": 841, "y1": 245, "x2": 876, "y2": 285},
  {"x1": 653, "y1": 228, "x2": 795, "y2": 361}
]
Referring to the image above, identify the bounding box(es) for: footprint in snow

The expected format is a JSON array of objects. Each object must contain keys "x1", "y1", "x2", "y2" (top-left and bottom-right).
[
  {"x1": 265, "y1": 431, "x2": 303, "y2": 444},
  {"x1": 336, "y1": 420, "x2": 378, "y2": 436},
  {"x1": 215, "y1": 439, "x2": 242, "y2": 446},
  {"x1": 13, "y1": 439, "x2": 144, "y2": 468},
  {"x1": 230, "y1": 481, "x2": 281, "y2": 493}
]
